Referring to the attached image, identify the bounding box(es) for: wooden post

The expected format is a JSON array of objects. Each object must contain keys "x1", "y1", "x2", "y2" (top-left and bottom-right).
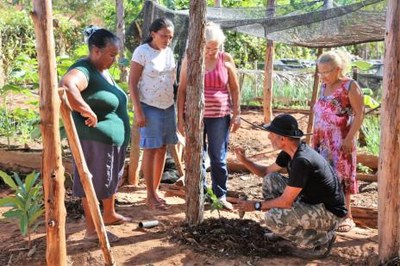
[
  {"x1": 378, "y1": 0, "x2": 400, "y2": 262},
  {"x1": 128, "y1": 122, "x2": 141, "y2": 186},
  {"x1": 185, "y1": 0, "x2": 206, "y2": 225},
  {"x1": 59, "y1": 91, "x2": 115, "y2": 266},
  {"x1": 0, "y1": 28, "x2": 4, "y2": 87},
  {"x1": 263, "y1": 0, "x2": 275, "y2": 124},
  {"x1": 31, "y1": 1, "x2": 66, "y2": 265},
  {"x1": 116, "y1": 0, "x2": 128, "y2": 83},
  {"x1": 305, "y1": 48, "x2": 323, "y2": 144}
]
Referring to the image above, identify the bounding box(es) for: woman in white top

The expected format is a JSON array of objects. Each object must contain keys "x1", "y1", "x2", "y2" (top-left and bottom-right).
[{"x1": 129, "y1": 17, "x2": 177, "y2": 210}]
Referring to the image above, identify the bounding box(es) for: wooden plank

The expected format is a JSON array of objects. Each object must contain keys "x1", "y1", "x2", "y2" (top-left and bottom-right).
[
  {"x1": 357, "y1": 153, "x2": 378, "y2": 170},
  {"x1": 352, "y1": 206, "x2": 377, "y2": 229},
  {"x1": 0, "y1": 148, "x2": 72, "y2": 174}
]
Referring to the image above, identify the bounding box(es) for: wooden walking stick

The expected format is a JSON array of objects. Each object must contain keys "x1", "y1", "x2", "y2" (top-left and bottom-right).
[{"x1": 59, "y1": 89, "x2": 115, "y2": 266}]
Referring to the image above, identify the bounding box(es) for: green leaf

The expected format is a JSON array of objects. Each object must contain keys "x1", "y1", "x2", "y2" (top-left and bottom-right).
[
  {"x1": 24, "y1": 172, "x2": 39, "y2": 193},
  {"x1": 12, "y1": 172, "x2": 25, "y2": 193},
  {"x1": 362, "y1": 88, "x2": 374, "y2": 96},
  {"x1": 3, "y1": 209, "x2": 24, "y2": 219},
  {"x1": 364, "y1": 95, "x2": 380, "y2": 109},
  {"x1": 352, "y1": 60, "x2": 373, "y2": 71},
  {"x1": 0, "y1": 197, "x2": 20, "y2": 208},
  {"x1": 0, "y1": 170, "x2": 17, "y2": 190}
]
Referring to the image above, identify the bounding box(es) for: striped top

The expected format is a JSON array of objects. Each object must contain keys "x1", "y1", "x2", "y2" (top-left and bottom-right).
[{"x1": 204, "y1": 52, "x2": 231, "y2": 118}]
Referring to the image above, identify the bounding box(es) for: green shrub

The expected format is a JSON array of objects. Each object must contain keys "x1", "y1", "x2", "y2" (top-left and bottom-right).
[
  {"x1": 0, "y1": 171, "x2": 44, "y2": 249},
  {"x1": 360, "y1": 116, "x2": 380, "y2": 156}
]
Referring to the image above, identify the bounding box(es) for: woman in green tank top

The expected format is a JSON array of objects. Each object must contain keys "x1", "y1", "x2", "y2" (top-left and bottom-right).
[{"x1": 59, "y1": 26, "x2": 131, "y2": 243}]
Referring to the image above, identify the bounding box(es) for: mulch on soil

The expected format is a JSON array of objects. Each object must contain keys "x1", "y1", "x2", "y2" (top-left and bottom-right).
[{"x1": 170, "y1": 217, "x2": 293, "y2": 258}]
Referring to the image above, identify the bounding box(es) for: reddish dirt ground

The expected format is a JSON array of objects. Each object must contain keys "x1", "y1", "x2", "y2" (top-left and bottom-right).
[{"x1": 0, "y1": 110, "x2": 379, "y2": 265}]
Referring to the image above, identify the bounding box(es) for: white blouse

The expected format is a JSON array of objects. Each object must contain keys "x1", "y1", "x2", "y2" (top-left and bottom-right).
[{"x1": 132, "y1": 43, "x2": 176, "y2": 109}]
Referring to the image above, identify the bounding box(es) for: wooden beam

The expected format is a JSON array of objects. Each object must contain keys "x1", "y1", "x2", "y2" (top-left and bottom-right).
[
  {"x1": 378, "y1": 0, "x2": 400, "y2": 262},
  {"x1": 31, "y1": 1, "x2": 66, "y2": 264}
]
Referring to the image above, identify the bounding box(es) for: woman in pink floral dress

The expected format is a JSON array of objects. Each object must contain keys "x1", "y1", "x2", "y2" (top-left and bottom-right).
[{"x1": 313, "y1": 50, "x2": 364, "y2": 232}]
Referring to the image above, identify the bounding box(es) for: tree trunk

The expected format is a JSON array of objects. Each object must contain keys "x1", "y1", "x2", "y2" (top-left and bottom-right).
[
  {"x1": 30, "y1": 1, "x2": 66, "y2": 265},
  {"x1": 116, "y1": 0, "x2": 128, "y2": 83},
  {"x1": 306, "y1": 48, "x2": 323, "y2": 144},
  {"x1": 263, "y1": 0, "x2": 275, "y2": 124},
  {"x1": 185, "y1": 0, "x2": 206, "y2": 225},
  {"x1": 378, "y1": 0, "x2": 400, "y2": 262}
]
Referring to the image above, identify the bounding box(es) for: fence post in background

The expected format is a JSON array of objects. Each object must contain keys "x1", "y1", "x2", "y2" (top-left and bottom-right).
[
  {"x1": 305, "y1": 49, "x2": 323, "y2": 144},
  {"x1": 263, "y1": 0, "x2": 275, "y2": 124}
]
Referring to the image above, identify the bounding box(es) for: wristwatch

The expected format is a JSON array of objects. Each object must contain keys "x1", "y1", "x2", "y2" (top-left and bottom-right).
[{"x1": 254, "y1": 201, "x2": 262, "y2": 211}]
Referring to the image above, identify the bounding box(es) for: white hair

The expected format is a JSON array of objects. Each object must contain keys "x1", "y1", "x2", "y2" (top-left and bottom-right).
[
  {"x1": 205, "y1": 22, "x2": 225, "y2": 45},
  {"x1": 317, "y1": 49, "x2": 352, "y2": 77}
]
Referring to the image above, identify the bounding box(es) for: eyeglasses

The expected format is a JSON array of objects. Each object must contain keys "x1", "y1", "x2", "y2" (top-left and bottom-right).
[
  {"x1": 154, "y1": 32, "x2": 173, "y2": 41},
  {"x1": 318, "y1": 67, "x2": 337, "y2": 76}
]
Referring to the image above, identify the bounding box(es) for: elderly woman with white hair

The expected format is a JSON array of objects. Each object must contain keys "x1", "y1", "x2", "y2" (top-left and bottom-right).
[
  {"x1": 313, "y1": 49, "x2": 364, "y2": 232},
  {"x1": 177, "y1": 22, "x2": 241, "y2": 210}
]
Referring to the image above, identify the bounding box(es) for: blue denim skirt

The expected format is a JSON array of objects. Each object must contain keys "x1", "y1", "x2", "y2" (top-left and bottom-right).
[
  {"x1": 140, "y1": 102, "x2": 178, "y2": 149},
  {"x1": 72, "y1": 140, "x2": 126, "y2": 200}
]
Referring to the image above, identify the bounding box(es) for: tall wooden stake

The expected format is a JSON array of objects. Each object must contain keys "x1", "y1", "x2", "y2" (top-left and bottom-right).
[
  {"x1": 378, "y1": 0, "x2": 400, "y2": 262},
  {"x1": 263, "y1": 0, "x2": 275, "y2": 124},
  {"x1": 31, "y1": 1, "x2": 66, "y2": 265},
  {"x1": 185, "y1": 0, "x2": 206, "y2": 225},
  {"x1": 128, "y1": 123, "x2": 141, "y2": 186},
  {"x1": 59, "y1": 92, "x2": 115, "y2": 266},
  {"x1": 305, "y1": 48, "x2": 323, "y2": 144}
]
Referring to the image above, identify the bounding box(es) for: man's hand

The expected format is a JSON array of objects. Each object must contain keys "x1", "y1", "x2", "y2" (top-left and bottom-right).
[
  {"x1": 234, "y1": 199, "x2": 258, "y2": 212},
  {"x1": 233, "y1": 146, "x2": 247, "y2": 162}
]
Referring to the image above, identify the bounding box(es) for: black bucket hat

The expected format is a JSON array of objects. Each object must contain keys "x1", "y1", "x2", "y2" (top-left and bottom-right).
[{"x1": 263, "y1": 114, "x2": 304, "y2": 138}]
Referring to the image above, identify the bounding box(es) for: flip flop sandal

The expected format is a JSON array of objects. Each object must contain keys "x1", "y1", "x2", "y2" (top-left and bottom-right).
[
  {"x1": 104, "y1": 216, "x2": 132, "y2": 226},
  {"x1": 84, "y1": 231, "x2": 120, "y2": 243},
  {"x1": 146, "y1": 202, "x2": 169, "y2": 211},
  {"x1": 336, "y1": 218, "x2": 355, "y2": 232}
]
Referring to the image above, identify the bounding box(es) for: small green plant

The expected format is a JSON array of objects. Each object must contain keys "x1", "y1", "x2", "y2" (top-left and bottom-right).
[
  {"x1": 357, "y1": 163, "x2": 373, "y2": 174},
  {"x1": 205, "y1": 188, "x2": 223, "y2": 218},
  {"x1": 0, "y1": 171, "x2": 44, "y2": 249},
  {"x1": 361, "y1": 116, "x2": 380, "y2": 156}
]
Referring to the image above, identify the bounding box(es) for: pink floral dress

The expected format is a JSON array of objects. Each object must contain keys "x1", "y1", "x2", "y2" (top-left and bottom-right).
[{"x1": 313, "y1": 79, "x2": 358, "y2": 194}]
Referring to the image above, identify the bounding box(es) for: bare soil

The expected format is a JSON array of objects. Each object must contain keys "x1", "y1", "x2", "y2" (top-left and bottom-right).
[{"x1": 0, "y1": 110, "x2": 380, "y2": 266}]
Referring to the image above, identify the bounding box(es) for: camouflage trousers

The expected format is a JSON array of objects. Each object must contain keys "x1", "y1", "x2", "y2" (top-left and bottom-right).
[{"x1": 262, "y1": 173, "x2": 343, "y2": 249}]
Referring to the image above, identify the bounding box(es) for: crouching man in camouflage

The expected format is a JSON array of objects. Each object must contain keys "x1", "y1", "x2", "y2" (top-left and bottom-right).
[{"x1": 234, "y1": 114, "x2": 347, "y2": 259}]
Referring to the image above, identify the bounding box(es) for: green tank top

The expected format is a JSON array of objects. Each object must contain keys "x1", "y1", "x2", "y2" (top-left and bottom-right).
[{"x1": 70, "y1": 59, "x2": 130, "y2": 147}]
